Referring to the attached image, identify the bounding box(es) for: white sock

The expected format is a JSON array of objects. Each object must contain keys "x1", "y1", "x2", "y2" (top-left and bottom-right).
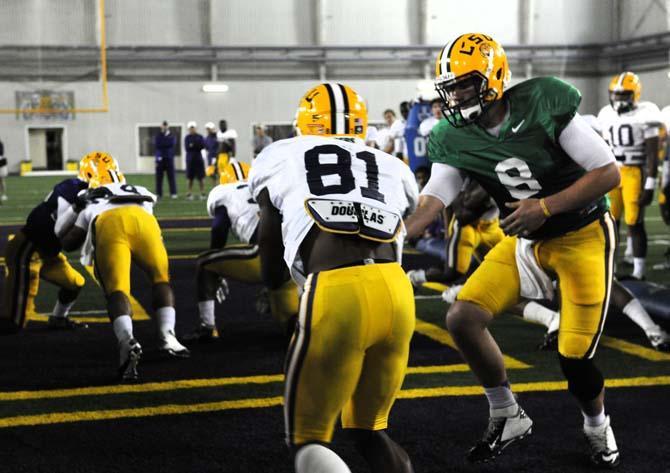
[
  {"x1": 198, "y1": 300, "x2": 215, "y2": 327},
  {"x1": 295, "y1": 444, "x2": 351, "y2": 473},
  {"x1": 484, "y1": 383, "x2": 517, "y2": 414},
  {"x1": 156, "y1": 306, "x2": 176, "y2": 338},
  {"x1": 633, "y1": 258, "x2": 646, "y2": 279},
  {"x1": 522, "y1": 302, "x2": 558, "y2": 330},
  {"x1": 582, "y1": 409, "x2": 606, "y2": 428},
  {"x1": 624, "y1": 236, "x2": 633, "y2": 257},
  {"x1": 113, "y1": 315, "x2": 133, "y2": 344},
  {"x1": 622, "y1": 298, "x2": 660, "y2": 335},
  {"x1": 52, "y1": 300, "x2": 76, "y2": 318}
]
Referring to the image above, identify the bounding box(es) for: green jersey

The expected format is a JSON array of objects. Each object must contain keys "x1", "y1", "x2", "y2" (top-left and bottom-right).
[{"x1": 428, "y1": 76, "x2": 607, "y2": 240}]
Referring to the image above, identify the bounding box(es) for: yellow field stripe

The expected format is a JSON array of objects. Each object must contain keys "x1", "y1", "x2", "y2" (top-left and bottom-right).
[
  {"x1": 600, "y1": 335, "x2": 670, "y2": 362},
  {"x1": 414, "y1": 319, "x2": 531, "y2": 369},
  {"x1": 422, "y1": 282, "x2": 448, "y2": 293},
  {"x1": 0, "y1": 396, "x2": 284, "y2": 429},
  {"x1": 0, "y1": 374, "x2": 285, "y2": 401},
  {"x1": 28, "y1": 314, "x2": 109, "y2": 324},
  {"x1": 399, "y1": 375, "x2": 670, "y2": 400},
  {"x1": 161, "y1": 228, "x2": 209, "y2": 233},
  {"x1": 1, "y1": 376, "x2": 668, "y2": 429},
  {"x1": 84, "y1": 266, "x2": 150, "y2": 321},
  {"x1": 0, "y1": 365, "x2": 468, "y2": 402}
]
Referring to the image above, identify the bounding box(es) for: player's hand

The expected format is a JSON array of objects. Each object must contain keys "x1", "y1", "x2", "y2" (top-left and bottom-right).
[
  {"x1": 73, "y1": 193, "x2": 89, "y2": 213},
  {"x1": 501, "y1": 199, "x2": 547, "y2": 237},
  {"x1": 639, "y1": 189, "x2": 654, "y2": 207}
]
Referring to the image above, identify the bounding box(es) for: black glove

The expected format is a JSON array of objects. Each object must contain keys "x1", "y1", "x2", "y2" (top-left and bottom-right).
[{"x1": 73, "y1": 192, "x2": 89, "y2": 213}]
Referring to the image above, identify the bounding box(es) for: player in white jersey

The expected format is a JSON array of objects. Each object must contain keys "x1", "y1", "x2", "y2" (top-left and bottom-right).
[
  {"x1": 597, "y1": 72, "x2": 663, "y2": 279},
  {"x1": 418, "y1": 98, "x2": 443, "y2": 137},
  {"x1": 55, "y1": 167, "x2": 189, "y2": 382},
  {"x1": 185, "y1": 173, "x2": 299, "y2": 342},
  {"x1": 249, "y1": 83, "x2": 418, "y2": 473}
]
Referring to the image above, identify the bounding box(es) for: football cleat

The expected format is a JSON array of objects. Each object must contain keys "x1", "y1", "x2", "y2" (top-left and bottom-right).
[
  {"x1": 47, "y1": 317, "x2": 89, "y2": 330},
  {"x1": 584, "y1": 416, "x2": 620, "y2": 468},
  {"x1": 118, "y1": 338, "x2": 142, "y2": 383},
  {"x1": 537, "y1": 330, "x2": 558, "y2": 351},
  {"x1": 159, "y1": 330, "x2": 191, "y2": 357},
  {"x1": 406, "y1": 269, "x2": 427, "y2": 288},
  {"x1": 467, "y1": 406, "x2": 533, "y2": 463},
  {"x1": 215, "y1": 277, "x2": 230, "y2": 304},
  {"x1": 442, "y1": 284, "x2": 464, "y2": 304},
  {"x1": 183, "y1": 323, "x2": 219, "y2": 343},
  {"x1": 647, "y1": 330, "x2": 670, "y2": 352}
]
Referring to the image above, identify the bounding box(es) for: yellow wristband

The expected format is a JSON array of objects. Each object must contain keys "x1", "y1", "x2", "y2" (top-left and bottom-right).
[{"x1": 539, "y1": 198, "x2": 552, "y2": 217}]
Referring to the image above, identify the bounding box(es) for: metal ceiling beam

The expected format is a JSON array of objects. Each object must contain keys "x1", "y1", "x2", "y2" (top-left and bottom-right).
[{"x1": 1, "y1": 31, "x2": 669, "y2": 81}]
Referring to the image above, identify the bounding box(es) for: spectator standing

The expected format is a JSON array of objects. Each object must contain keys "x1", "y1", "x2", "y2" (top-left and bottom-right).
[
  {"x1": 419, "y1": 98, "x2": 443, "y2": 137},
  {"x1": 0, "y1": 138, "x2": 7, "y2": 202},
  {"x1": 155, "y1": 121, "x2": 178, "y2": 199},
  {"x1": 204, "y1": 122, "x2": 219, "y2": 184},
  {"x1": 184, "y1": 121, "x2": 206, "y2": 200},
  {"x1": 252, "y1": 124, "x2": 273, "y2": 158}
]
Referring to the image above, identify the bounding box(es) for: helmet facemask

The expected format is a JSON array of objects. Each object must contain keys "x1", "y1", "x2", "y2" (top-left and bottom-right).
[
  {"x1": 609, "y1": 90, "x2": 635, "y2": 114},
  {"x1": 435, "y1": 71, "x2": 497, "y2": 127}
]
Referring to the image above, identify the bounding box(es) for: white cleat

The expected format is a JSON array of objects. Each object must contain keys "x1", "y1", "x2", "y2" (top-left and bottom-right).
[
  {"x1": 467, "y1": 406, "x2": 533, "y2": 463},
  {"x1": 159, "y1": 330, "x2": 191, "y2": 358},
  {"x1": 584, "y1": 416, "x2": 620, "y2": 469},
  {"x1": 442, "y1": 284, "x2": 464, "y2": 304},
  {"x1": 647, "y1": 329, "x2": 670, "y2": 352},
  {"x1": 406, "y1": 269, "x2": 427, "y2": 288},
  {"x1": 118, "y1": 338, "x2": 142, "y2": 383}
]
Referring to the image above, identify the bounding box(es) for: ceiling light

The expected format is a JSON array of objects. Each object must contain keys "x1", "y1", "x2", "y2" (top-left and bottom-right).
[{"x1": 202, "y1": 83, "x2": 229, "y2": 93}]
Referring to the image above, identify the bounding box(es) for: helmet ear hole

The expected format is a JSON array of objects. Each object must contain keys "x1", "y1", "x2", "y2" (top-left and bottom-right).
[{"x1": 496, "y1": 68, "x2": 502, "y2": 80}]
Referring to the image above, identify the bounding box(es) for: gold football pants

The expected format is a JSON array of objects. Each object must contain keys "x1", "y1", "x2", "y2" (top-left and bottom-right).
[
  {"x1": 457, "y1": 213, "x2": 616, "y2": 359},
  {"x1": 2, "y1": 231, "x2": 84, "y2": 331},
  {"x1": 446, "y1": 217, "x2": 504, "y2": 274},
  {"x1": 93, "y1": 206, "x2": 169, "y2": 296},
  {"x1": 284, "y1": 262, "x2": 415, "y2": 446},
  {"x1": 608, "y1": 165, "x2": 642, "y2": 225},
  {"x1": 197, "y1": 244, "x2": 298, "y2": 324}
]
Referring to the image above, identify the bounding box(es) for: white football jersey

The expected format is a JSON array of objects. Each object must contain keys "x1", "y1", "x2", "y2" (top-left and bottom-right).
[
  {"x1": 73, "y1": 183, "x2": 157, "y2": 265},
  {"x1": 419, "y1": 116, "x2": 439, "y2": 137},
  {"x1": 249, "y1": 135, "x2": 419, "y2": 282},
  {"x1": 206, "y1": 183, "x2": 259, "y2": 244},
  {"x1": 597, "y1": 102, "x2": 663, "y2": 166}
]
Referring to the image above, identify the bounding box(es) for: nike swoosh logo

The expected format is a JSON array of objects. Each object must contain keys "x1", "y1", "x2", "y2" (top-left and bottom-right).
[
  {"x1": 602, "y1": 452, "x2": 619, "y2": 462},
  {"x1": 512, "y1": 120, "x2": 525, "y2": 133}
]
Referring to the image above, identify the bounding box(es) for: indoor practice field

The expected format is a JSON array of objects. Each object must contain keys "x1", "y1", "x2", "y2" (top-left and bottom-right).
[{"x1": 1, "y1": 174, "x2": 669, "y2": 473}]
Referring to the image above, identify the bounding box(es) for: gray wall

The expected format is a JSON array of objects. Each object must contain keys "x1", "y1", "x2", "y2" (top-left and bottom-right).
[{"x1": 0, "y1": 75, "x2": 600, "y2": 173}]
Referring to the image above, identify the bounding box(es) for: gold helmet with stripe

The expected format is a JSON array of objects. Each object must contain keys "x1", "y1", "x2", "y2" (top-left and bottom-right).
[
  {"x1": 91, "y1": 152, "x2": 125, "y2": 187},
  {"x1": 219, "y1": 158, "x2": 251, "y2": 185},
  {"x1": 434, "y1": 33, "x2": 510, "y2": 127},
  {"x1": 78, "y1": 152, "x2": 100, "y2": 184},
  {"x1": 608, "y1": 72, "x2": 641, "y2": 114},
  {"x1": 296, "y1": 83, "x2": 367, "y2": 139}
]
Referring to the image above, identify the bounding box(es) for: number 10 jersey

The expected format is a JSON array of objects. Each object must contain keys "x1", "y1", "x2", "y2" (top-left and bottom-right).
[{"x1": 249, "y1": 135, "x2": 419, "y2": 279}]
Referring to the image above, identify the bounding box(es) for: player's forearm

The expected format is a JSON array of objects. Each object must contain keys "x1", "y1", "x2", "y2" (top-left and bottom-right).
[
  {"x1": 404, "y1": 195, "x2": 445, "y2": 239},
  {"x1": 544, "y1": 163, "x2": 620, "y2": 215},
  {"x1": 645, "y1": 136, "x2": 659, "y2": 181}
]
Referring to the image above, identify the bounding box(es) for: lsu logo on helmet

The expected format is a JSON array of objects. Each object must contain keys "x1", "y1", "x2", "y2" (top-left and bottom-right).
[
  {"x1": 296, "y1": 83, "x2": 368, "y2": 140},
  {"x1": 434, "y1": 33, "x2": 511, "y2": 127}
]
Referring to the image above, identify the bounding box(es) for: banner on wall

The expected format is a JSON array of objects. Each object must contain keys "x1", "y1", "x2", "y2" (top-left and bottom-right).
[{"x1": 15, "y1": 90, "x2": 75, "y2": 121}]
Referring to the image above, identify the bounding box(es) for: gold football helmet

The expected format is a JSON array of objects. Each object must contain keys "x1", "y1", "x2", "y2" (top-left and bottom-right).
[
  {"x1": 93, "y1": 153, "x2": 125, "y2": 186},
  {"x1": 296, "y1": 83, "x2": 367, "y2": 139},
  {"x1": 78, "y1": 152, "x2": 99, "y2": 184},
  {"x1": 219, "y1": 158, "x2": 251, "y2": 185},
  {"x1": 434, "y1": 33, "x2": 511, "y2": 126},
  {"x1": 608, "y1": 72, "x2": 641, "y2": 114}
]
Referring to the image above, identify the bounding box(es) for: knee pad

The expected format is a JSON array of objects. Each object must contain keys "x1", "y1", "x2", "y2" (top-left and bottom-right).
[{"x1": 558, "y1": 354, "x2": 604, "y2": 402}]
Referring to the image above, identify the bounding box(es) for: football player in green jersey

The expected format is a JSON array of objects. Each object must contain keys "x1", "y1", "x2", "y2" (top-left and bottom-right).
[{"x1": 405, "y1": 33, "x2": 622, "y2": 468}]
